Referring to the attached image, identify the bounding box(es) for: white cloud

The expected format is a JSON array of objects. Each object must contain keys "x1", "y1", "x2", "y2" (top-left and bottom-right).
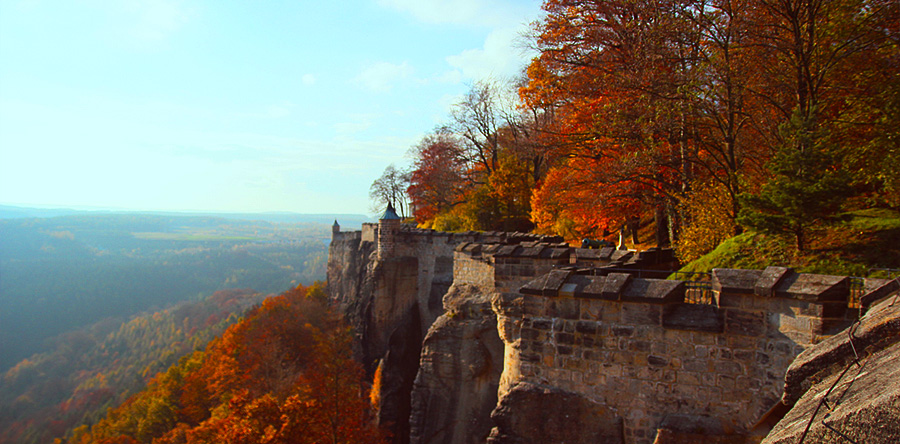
[
  {"x1": 301, "y1": 74, "x2": 317, "y2": 86},
  {"x1": 445, "y1": 27, "x2": 534, "y2": 81},
  {"x1": 353, "y1": 61, "x2": 414, "y2": 93}
]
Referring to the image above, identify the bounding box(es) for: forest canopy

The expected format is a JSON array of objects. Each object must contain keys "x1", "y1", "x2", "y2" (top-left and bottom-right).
[{"x1": 373, "y1": 0, "x2": 899, "y2": 259}]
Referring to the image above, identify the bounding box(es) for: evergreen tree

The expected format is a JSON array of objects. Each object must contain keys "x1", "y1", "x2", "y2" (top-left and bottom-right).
[{"x1": 738, "y1": 111, "x2": 851, "y2": 251}]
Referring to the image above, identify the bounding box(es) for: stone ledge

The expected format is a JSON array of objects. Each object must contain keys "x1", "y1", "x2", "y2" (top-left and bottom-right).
[
  {"x1": 755, "y1": 266, "x2": 792, "y2": 296},
  {"x1": 713, "y1": 269, "x2": 763, "y2": 295},
  {"x1": 861, "y1": 277, "x2": 900, "y2": 307},
  {"x1": 621, "y1": 279, "x2": 685, "y2": 304},
  {"x1": 781, "y1": 295, "x2": 900, "y2": 405}
]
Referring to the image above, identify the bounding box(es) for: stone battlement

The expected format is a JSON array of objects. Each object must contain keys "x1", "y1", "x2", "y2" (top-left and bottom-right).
[{"x1": 328, "y1": 217, "x2": 899, "y2": 444}]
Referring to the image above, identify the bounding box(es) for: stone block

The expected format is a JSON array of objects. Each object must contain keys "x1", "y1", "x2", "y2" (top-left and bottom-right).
[
  {"x1": 860, "y1": 277, "x2": 900, "y2": 307},
  {"x1": 621, "y1": 278, "x2": 686, "y2": 304},
  {"x1": 755, "y1": 266, "x2": 793, "y2": 296},
  {"x1": 732, "y1": 350, "x2": 754, "y2": 362},
  {"x1": 576, "y1": 320, "x2": 599, "y2": 335},
  {"x1": 663, "y1": 303, "x2": 724, "y2": 332},
  {"x1": 622, "y1": 303, "x2": 662, "y2": 325},
  {"x1": 682, "y1": 359, "x2": 711, "y2": 373},
  {"x1": 573, "y1": 248, "x2": 601, "y2": 260},
  {"x1": 582, "y1": 335, "x2": 596, "y2": 348},
  {"x1": 714, "y1": 360, "x2": 743, "y2": 375},
  {"x1": 601, "y1": 273, "x2": 632, "y2": 299},
  {"x1": 548, "y1": 298, "x2": 580, "y2": 319},
  {"x1": 712, "y1": 268, "x2": 762, "y2": 294},
  {"x1": 648, "y1": 355, "x2": 669, "y2": 367},
  {"x1": 542, "y1": 269, "x2": 573, "y2": 296},
  {"x1": 580, "y1": 299, "x2": 604, "y2": 320},
  {"x1": 531, "y1": 319, "x2": 552, "y2": 330},
  {"x1": 598, "y1": 246, "x2": 615, "y2": 260},
  {"x1": 629, "y1": 340, "x2": 651, "y2": 352},
  {"x1": 774, "y1": 273, "x2": 850, "y2": 302},
  {"x1": 556, "y1": 332, "x2": 576, "y2": 345},
  {"x1": 724, "y1": 309, "x2": 766, "y2": 336}
]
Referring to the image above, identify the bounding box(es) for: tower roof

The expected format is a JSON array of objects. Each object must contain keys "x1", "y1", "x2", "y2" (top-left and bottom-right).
[{"x1": 380, "y1": 203, "x2": 402, "y2": 221}]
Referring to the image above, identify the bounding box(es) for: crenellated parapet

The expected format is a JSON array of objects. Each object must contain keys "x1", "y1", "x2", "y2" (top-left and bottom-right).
[{"x1": 488, "y1": 266, "x2": 891, "y2": 443}]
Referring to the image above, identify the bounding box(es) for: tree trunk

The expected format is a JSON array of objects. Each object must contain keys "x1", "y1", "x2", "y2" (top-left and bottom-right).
[{"x1": 655, "y1": 206, "x2": 670, "y2": 247}]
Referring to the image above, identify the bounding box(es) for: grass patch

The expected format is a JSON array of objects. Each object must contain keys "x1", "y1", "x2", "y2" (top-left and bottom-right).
[{"x1": 678, "y1": 207, "x2": 900, "y2": 277}]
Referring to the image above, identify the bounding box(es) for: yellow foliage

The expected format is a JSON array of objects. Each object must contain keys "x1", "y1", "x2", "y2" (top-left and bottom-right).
[{"x1": 674, "y1": 181, "x2": 738, "y2": 264}]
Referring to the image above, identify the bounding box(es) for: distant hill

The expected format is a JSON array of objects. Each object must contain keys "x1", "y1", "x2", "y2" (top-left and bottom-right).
[
  {"x1": 0, "y1": 204, "x2": 373, "y2": 227},
  {"x1": 0, "y1": 212, "x2": 333, "y2": 371}
]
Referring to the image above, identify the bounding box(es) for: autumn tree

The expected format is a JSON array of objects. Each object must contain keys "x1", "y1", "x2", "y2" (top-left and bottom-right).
[
  {"x1": 70, "y1": 283, "x2": 387, "y2": 444},
  {"x1": 406, "y1": 129, "x2": 468, "y2": 224},
  {"x1": 522, "y1": 0, "x2": 695, "y2": 244},
  {"x1": 737, "y1": 0, "x2": 899, "y2": 249}
]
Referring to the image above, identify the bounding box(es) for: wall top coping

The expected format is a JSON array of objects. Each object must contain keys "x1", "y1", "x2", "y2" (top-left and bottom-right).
[
  {"x1": 712, "y1": 267, "x2": 851, "y2": 302},
  {"x1": 454, "y1": 241, "x2": 570, "y2": 257},
  {"x1": 520, "y1": 269, "x2": 685, "y2": 303},
  {"x1": 519, "y1": 266, "x2": 879, "y2": 305}
]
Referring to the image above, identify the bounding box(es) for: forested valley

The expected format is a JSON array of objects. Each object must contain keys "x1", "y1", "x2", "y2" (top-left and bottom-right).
[
  {"x1": 0, "y1": 289, "x2": 265, "y2": 444},
  {"x1": 0, "y1": 211, "x2": 356, "y2": 443},
  {"x1": 53, "y1": 284, "x2": 384, "y2": 444},
  {"x1": 0, "y1": 211, "x2": 337, "y2": 371}
]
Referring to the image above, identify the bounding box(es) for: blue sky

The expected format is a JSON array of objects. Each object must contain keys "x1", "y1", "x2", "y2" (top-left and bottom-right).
[{"x1": 0, "y1": 0, "x2": 543, "y2": 215}]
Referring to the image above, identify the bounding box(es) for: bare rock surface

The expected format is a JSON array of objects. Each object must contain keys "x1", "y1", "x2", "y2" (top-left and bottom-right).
[
  {"x1": 408, "y1": 283, "x2": 504, "y2": 444},
  {"x1": 487, "y1": 382, "x2": 624, "y2": 444}
]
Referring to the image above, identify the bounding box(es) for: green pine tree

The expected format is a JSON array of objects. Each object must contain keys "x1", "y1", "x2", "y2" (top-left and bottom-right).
[{"x1": 738, "y1": 110, "x2": 851, "y2": 252}]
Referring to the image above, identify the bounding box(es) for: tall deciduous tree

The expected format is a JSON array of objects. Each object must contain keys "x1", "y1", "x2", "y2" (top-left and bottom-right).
[
  {"x1": 370, "y1": 164, "x2": 411, "y2": 218},
  {"x1": 406, "y1": 130, "x2": 468, "y2": 224}
]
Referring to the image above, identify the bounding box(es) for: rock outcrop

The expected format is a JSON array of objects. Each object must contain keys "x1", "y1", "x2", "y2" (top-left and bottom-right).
[
  {"x1": 761, "y1": 278, "x2": 900, "y2": 444},
  {"x1": 486, "y1": 382, "x2": 623, "y2": 444},
  {"x1": 409, "y1": 284, "x2": 504, "y2": 444}
]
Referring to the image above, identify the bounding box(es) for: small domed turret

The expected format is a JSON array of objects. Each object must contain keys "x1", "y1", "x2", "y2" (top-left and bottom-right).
[
  {"x1": 379, "y1": 203, "x2": 401, "y2": 221},
  {"x1": 377, "y1": 203, "x2": 401, "y2": 259}
]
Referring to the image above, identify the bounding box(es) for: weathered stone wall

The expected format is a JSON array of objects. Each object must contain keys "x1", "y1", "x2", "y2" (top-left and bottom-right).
[{"x1": 490, "y1": 267, "x2": 863, "y2": 443}]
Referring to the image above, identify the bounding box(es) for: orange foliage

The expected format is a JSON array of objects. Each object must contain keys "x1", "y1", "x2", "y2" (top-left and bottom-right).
[{"x1": 70, "y1": 283, "x2": 387, "y2": 444}]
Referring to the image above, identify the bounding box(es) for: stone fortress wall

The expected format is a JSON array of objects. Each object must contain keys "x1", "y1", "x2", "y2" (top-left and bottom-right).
[{"x1": 328, "y1": 218, "x2": 898, "y2": 444}]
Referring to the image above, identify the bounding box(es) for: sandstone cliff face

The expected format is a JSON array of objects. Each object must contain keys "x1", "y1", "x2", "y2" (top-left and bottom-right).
[
  {"x1": 487, "y1": 382, "x2": 623, "y2": 444},
  {"x1": 327, "y1": 232, "x2": 377, "y2": 366},
  {"x1": 328, "y1": 227, "x2": 465, "y2": 443},
  {"x1": 408, "y1": 283, "x2": 504, "y2": 444}
]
